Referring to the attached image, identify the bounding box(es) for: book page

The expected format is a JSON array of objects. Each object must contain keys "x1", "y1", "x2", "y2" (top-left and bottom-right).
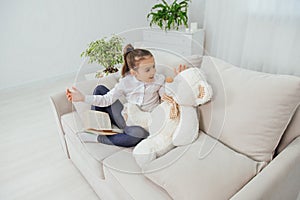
[
  {"x1": 85, "y1": 128, "x2": 123, "y2": 135},
  {"x1": 83, "y1": 110, "x2": 122, "y2": 135},
  {"x1": 83, "y1": 110, "x2": 111, "y2": 129}
]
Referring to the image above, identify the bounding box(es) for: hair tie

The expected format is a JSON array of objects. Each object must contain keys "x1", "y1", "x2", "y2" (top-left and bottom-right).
[{"x1": 125, "y1": 47, "x2": 134, "y2": 55}]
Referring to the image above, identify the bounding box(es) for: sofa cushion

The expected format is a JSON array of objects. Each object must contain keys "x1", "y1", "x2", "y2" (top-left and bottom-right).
[
  {"x1": 142, "y1": 132, "x2": 261, "y2": 200},
  {"x1": 62, "y1": 111, "x2": 124, "y2": 179},
  {"x1": 65, "y1": 128, "x2": 123, "y2": 180},
  {"x1": 230, "y1": 137, "x2": 300, "y2": 200},
  {"x1": 199, "y1": 56, "x2": 300, "y2": 162},
  {"x1": 102, "y1": 149, "x2": 172, "y2": 200}
]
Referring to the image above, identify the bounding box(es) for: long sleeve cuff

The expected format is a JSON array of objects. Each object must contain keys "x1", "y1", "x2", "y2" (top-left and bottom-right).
[{"x1": 84, "y1": 95, "x2": 94, "y2": 104}]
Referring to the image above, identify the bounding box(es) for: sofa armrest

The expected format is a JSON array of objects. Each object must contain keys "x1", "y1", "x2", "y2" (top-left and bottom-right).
[
  {"x1": 50, "y1": 91, "x2": 73, "y2": 158},
  {"x1": 231, "y1": 136, "x2": 300, "y2": 200}
]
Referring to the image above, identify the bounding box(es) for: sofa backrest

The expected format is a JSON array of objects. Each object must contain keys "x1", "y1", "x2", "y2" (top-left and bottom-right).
[
  {"x1": 151, "y1": 50, "x2": 202, "y2": 78},
  {"x1": 198, "y1": 56, "x2": 300, "y2": 162}
]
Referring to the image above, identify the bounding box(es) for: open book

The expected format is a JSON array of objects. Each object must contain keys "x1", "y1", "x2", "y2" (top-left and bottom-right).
[{"x1": 82, "y1": 110, "x2": 123, "y2": 135}]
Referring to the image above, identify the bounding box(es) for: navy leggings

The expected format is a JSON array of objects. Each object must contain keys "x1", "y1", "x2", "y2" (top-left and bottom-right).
[{"x1": 91, "y1": 85, "x2": 149, "y2": 147}]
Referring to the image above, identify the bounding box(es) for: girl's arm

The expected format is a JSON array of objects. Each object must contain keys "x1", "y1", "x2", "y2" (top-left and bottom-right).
[
  {"x1": 85, "y1": 83, "x2": 124, "y2": 107},
  {"x1": 85, "y1": 88, "x2": 119, "y2": 107},
  {"x1": 66, "y1": 82, "x2": 124, "y2": 107}
]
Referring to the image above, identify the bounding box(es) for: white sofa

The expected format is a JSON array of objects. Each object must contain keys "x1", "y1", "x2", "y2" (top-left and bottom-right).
[{"x1": 50, "y1": 56, "x2": 300, "y2": 200}]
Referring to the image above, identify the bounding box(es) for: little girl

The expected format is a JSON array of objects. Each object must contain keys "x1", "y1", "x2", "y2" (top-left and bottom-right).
[{"x1": 67, "y1": 44, "x2": 185, "y2": 147}]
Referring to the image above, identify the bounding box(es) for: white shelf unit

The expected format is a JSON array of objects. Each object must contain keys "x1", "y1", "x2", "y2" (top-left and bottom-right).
[{"x1": 142, "y1": 29, "x2": 204, "y2": 56}]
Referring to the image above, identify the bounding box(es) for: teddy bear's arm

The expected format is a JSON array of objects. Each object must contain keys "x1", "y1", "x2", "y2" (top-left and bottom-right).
[{"x1": 172, "y1": 106, "x2": 199, "y2": 146}]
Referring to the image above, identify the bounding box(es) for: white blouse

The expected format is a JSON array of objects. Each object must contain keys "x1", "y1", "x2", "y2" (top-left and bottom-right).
[{"x1": 85, "y1": 74, "x2": 165, "y2": 112}]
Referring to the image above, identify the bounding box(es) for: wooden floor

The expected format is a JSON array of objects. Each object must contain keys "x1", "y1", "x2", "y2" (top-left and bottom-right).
[{"x1": 0, "y1": 74, "x2": 100, "y2": 200}]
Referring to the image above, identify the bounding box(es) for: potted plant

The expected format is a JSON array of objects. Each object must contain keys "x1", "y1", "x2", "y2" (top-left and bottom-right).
[
  {"x1": 147, "y1": 0, "x2": 190, "y2": 31},
  {"x1": 81, "y1": 35, "x2": 123, "y2": 78}
]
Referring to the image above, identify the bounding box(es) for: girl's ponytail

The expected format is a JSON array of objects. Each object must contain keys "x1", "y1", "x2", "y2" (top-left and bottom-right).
[{"x1": 121, "y1": 44, "x2": 134, "y2": 77}]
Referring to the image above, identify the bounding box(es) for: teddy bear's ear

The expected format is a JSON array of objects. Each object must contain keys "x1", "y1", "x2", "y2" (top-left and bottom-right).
[{"x1": 165, "y1": 77, "x2": 174, "y2": 83}]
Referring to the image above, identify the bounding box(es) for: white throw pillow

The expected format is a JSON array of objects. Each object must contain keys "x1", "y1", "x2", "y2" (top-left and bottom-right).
[
  {"x1": 199, "y1": 56, "x2": 300, "y2": 162},
  {"x1": 152, "y1": 50, "x2": 202, "y2": 78},
  {"x1": 276, "y1": 105, "x2": 300, "y2": 153}
]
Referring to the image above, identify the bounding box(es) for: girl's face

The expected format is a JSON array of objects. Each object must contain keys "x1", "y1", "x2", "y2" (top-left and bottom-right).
[{"x1": 131, "y1": 56, "x2": 156, "y2": 83}]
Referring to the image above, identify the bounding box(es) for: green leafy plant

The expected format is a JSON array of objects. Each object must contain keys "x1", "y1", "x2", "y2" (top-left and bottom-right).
[
  {"x1": 147, "y1": 0, "x2": 190, "y2": 31},
  {"x1": 81, "y1": 35, "x2": 123, "y2": 77}
]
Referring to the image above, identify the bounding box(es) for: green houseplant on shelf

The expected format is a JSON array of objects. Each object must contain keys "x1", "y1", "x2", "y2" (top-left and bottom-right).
[
  {"x1": 147, "y1": 0, "x2": 190, "y2": 31},
  {"x1": 81, "y1": 35, "x2": 123, "y2": 78}
]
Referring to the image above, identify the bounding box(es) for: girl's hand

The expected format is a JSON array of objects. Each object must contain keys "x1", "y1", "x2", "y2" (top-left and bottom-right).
[
  {"x1": 66, "y1": 86, "x2": 85, "y2": 102},
  {"x1": 174, "y1": 64, "x2": 187, "y2": 75}
]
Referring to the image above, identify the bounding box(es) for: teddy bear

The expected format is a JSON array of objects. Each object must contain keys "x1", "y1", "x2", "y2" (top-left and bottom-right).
[{"x1": 128, "y1": 67, "x2": 213, "y2": 167}]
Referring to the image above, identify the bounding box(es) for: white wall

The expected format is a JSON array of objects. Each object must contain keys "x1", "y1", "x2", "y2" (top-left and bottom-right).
[
  {"x1": 189, "y1": 0, "x2": 205, "y2": 28},
  {"x1": 0, "y1": 0, "x2": 156, "y2": 89}
]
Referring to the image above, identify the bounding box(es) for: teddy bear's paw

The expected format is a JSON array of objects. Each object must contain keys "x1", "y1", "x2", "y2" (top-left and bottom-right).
[{"x1": 198, "y1": 85, "x2": 205, "y2": 99}]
